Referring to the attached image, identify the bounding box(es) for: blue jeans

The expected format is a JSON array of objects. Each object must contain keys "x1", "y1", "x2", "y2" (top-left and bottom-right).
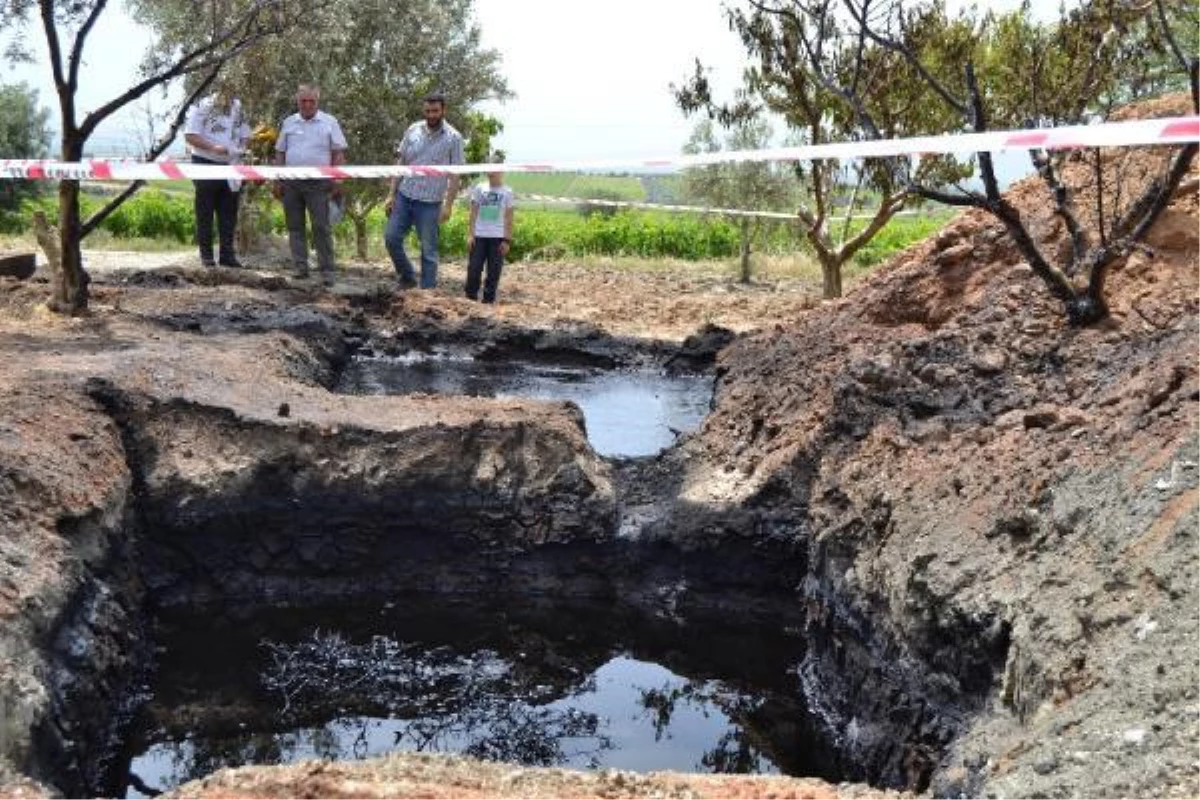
[{"x1": 384, "y1": 194, "x2": 441, "y2": 287}]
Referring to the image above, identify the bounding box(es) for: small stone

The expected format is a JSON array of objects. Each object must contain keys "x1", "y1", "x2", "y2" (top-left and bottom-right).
[
  {"x1": 971, "y1": 349, "x2": 1008, "y2": 374},
  {"x1": 1032, "y1": 756, "x2": 1058, "y2": 775},
  {"x1": 1122, "y1": 728, "x2": 1146, "y2": 744},
  {"x1": 1132, "y1": 614, "x2": 1158, "y2": 640},
  {"x1": 278, "y1": 402, "x2": 290, "y2": 418}
]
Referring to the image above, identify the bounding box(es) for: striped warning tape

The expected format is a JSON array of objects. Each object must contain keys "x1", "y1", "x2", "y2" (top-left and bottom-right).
[{"x1": 0, "y1": 115, "x2": 1195, "y2": 181}]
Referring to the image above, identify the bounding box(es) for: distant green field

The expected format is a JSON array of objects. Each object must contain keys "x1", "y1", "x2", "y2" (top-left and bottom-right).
[
  {"x1": 503, "y1": 173, "x2": 578, "y2": 196},
  {"x1": 505, "y1": 173, "x2": 645, "y2": 201},
  {"x1": 3, "y1": 179, "x2": 955, "y2": 274}
]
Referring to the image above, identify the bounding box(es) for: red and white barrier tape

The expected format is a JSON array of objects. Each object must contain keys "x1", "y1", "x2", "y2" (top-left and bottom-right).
[{"x1": 1, "y1": 116, "x2": 1196, "y2": 181}]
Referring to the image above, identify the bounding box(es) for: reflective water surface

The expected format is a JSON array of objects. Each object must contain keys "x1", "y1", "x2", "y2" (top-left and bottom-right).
[
  {"x1": 120, "y1": 598, "x2": 838, "y2": 797},
  {"x1": 337, "y1": 355, "x2": 713, "y2": 457}
]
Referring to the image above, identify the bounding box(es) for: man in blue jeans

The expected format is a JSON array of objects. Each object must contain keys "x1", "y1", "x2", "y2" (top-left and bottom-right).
[{"x1": 384, "y1": 92, "x2": 465, "y2": 289}]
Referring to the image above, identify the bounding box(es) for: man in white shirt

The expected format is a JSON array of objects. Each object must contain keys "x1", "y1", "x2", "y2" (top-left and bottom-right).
[
  {"x1": 184, "y1": 89, "x2": 250, "y2": 268},
  {"x1": 273, "y1": 83, "x2": 348, "y2": 285}
]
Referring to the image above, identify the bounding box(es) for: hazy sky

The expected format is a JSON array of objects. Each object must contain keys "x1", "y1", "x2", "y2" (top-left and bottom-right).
[{"x1": 2, "y1": 0, "x2": 1033, "y2": 164}]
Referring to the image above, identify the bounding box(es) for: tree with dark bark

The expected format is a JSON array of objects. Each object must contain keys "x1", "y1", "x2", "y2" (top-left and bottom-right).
[
  {"x1": 674, "y1": 2, "x2": 973, "y2": 299},
  {"x1": 0, "y1": 0, "x2": 315, "y2": 314},
  {"x1": 726, "y1": 0, "x2": 1197, "y2": 325}
]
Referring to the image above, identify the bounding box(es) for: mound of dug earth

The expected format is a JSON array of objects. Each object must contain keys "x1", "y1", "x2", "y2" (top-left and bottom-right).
[{"x1": 661, "y1": 98, "x2": 1198, "y2": 797}]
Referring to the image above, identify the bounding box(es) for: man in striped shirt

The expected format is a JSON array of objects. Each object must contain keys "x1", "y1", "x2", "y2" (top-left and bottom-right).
[{"x1": 384, "y1": 92, "x2": 465, "y2": 289}]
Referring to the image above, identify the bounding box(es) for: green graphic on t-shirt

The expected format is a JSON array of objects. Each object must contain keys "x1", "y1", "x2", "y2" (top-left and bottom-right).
[{"x1": 479, "y1": 204, "x2": 502, "y2": 223}]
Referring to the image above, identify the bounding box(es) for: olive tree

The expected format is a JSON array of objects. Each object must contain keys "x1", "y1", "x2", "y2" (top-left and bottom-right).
[
  {"x1": 737, "y1": 0, "x2": 1197, "y2": 324},
  {"x1": 0, "y1": 0, "x2": 316, "y2": 314},
  {"x1": 681, "y1": 117, "x2": 799, "y2": 283},
  {"x1": 674, "y1": 2, "x2": 972, "y2": 298},
  {"x1": 135, "y1": 0, "x2": 510, "y2": 260}
]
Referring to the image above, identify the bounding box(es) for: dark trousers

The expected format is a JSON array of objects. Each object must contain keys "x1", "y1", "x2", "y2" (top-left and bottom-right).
[
  {"x1": 281, "y1": 180, "x2": 335, "y2": 274},
  {"x1": 465, "y1": 238, "x2": 505, "y2": 303},
  {"x1": 192, "y1": 156, "x2": 239, "y2": 263}
]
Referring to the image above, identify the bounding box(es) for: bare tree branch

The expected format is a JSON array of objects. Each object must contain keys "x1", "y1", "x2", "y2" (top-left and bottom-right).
[
  {"x1": 839, "y1": 0, "x2": 969, "y2": 117},
  {"x1": 77, "y1": 1, "x2": 293, "y2": 144},
  {"x1": 1092, "y1": 149, "x2": 1108, "y2": 249},
  {"x1": 836, "y1": 187, "x2": 907, "y2": 263},
  {"x1": 67, "y1": 0, "x2": 109, "y2": 95},
  {"x1": 1155, "y1": 0, "x2": 1188, "y2": 69},
  {"x1": 1030, "y1": 147, "x2": 1088, "y2": 271},
  {"x1": 81, "y1": 68, "x2": 221, "y2": 238},
  {"x1": 37, "y1": 2, "x2": 70, "y2": 135}
]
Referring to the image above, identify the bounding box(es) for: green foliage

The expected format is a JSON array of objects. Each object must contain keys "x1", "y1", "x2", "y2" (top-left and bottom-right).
[
  {"x1": 575, "y1": 188, "x2": 626, "y2": 218},
  {"x1": 443, "y1": 207, "x2": 742, "y2": 260},
  {"x1": 504, "y1": 173, "x2": 579, "y2": 196},
  {"x1": 7, "y1": 183, "x2": 949, "y2": 273},
  {"x1": 6, "y1": 189, "x2": 759, "y2": 260},
  {"x1": 681, "y1": 118, "x2": 797, "y2": 212},
  {"x1": 571, "y1": 175, "x2": 645, "y2": 201},
  {"x1": 980, "y1": 0, "x2": 1198, "y2": 124},
  {"x1": 134, "y1": 0, "x2": 510, "y2": 184},
  {"x1": 503, "y1": 173, "x2": 646, "y2": 201},
  {"x1": 849, "y1": 211, "x2": 951, "y2": 267},
  {"x1": 17, "y1": 190, "x2": 196, "y2": 243},
  {"x1": 463, "y1": 111, "x2": 505, "y2": 165},
  {"x1": 676, "y1": 3, "x2": 970, "y2": 295},
  {"x1": 0, "y1": 82, "x2": 51, "y2": 227},
  {"x1": 102, "y1": 190, "x2": 196, "y2": 242}
]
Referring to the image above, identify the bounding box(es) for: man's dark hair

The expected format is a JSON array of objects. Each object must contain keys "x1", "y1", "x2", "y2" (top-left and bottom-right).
[{"x1": 423, "y1": 91, "x2": 446, "y2": 106}]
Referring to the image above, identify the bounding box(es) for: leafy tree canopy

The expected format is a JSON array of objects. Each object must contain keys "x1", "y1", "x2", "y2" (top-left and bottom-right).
[
  {"x1": 130, "y1": 0, "x2": 511, "y2": 168},
  {"x1": 0, "y1": 81, "x2": 51, "y2": 216}
]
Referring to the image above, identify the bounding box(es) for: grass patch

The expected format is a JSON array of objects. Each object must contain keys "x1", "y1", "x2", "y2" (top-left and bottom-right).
[
  {"x1": 849, "y1": 208, "x2": 954, "y2": 266},
  {"x1": 505, "y1": 172, "x2": 645, "y2": 201}
]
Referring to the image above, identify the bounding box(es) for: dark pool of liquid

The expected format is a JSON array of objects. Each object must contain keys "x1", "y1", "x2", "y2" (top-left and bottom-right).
[
  {"x1": 118, "y1": 598, "x2": 840, "y2": 798},
  {"x1": 337, "y1": 355, "x2": 713, "y2": 457}
]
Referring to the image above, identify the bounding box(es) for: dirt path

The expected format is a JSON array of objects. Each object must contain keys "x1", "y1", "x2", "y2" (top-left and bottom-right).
[{"x1": 28, "y1": 245, "x2": 824, "y2": 342}]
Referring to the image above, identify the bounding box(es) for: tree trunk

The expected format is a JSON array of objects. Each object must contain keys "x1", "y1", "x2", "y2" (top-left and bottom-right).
[
  {"x1": 50, "y1": 179, "x2": 89, "y2": 315},
  {"x1": 738, "y1": 218, "x2": 752, "y2": 284},
  {"x1": 354, "y1": 216, "x2": 369, "y2": 261},
  {"x1": 820, "y1": 255, "x2": 842, "y2": 299}
]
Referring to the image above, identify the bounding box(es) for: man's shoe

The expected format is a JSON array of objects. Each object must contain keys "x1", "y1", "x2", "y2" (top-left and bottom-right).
[
  {"x1": 201, "y1": 257, "x2": 216, "y2": 268},
  {"x1": 294, "y1": 266, "x2": 310, "y2": 279},
  {"x1": 397, "y1": 275, "x2": 418, "y2": 290},
  {"x1": 218, "y1": 258, "x2": 244, "y2": 269},
  {"x1": 321, "y1": 272, "x2": 336, "y2": 287}
]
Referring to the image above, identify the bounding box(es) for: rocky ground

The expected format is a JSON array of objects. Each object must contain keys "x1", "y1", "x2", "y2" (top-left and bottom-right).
[{"x1": 0, "y1": 97, "x2": 1197, "y2": 799}]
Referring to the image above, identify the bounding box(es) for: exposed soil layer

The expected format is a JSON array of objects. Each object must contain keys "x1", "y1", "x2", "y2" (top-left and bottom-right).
[{"x1": 0, "y1": 95, "x2": 1196, "y2": 799}]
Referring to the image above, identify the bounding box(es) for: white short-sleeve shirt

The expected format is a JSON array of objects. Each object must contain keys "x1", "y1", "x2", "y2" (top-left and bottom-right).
[
  {"x1": 185, "y1": 97, "x2": 250, "y2": 163},
  {"x1": 276, "y1": 110, "x2": 348, "y2": 167},
  {"x1": 470, "y1": 184, "x2": 514, "y2": 239}
]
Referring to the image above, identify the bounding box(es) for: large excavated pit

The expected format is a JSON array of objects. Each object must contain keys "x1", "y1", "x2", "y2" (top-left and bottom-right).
[{"x1": 10, "y1": 319, "x2": 1003, "y2": 799}]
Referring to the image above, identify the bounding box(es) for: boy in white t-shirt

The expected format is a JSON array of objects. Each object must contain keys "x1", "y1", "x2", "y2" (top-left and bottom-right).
[{"x1": 465, "y1": 166, "x2": 515, "y2": 303}]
